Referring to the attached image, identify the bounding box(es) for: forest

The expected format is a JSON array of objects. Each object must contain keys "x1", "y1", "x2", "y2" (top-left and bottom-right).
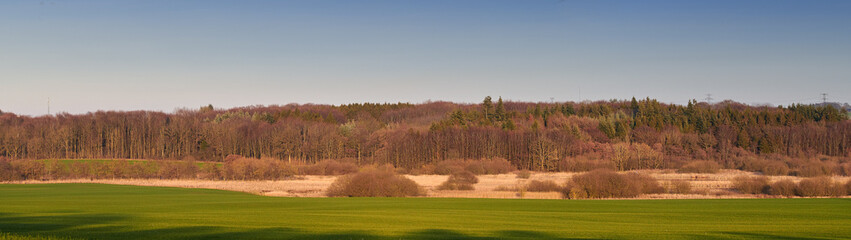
[{"x1": 0, "y1": 97, "x2": 848, "y2": 174}]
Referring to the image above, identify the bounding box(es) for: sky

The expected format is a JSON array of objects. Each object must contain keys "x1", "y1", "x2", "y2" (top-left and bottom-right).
[{"x1": 1, "y1": 0, "x2": 850, "y2": 116}]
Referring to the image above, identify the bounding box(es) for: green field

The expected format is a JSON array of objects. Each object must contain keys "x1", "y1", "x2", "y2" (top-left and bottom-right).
[{"x1": 0, "y1": 184, "x2": 849, "y2": 239}]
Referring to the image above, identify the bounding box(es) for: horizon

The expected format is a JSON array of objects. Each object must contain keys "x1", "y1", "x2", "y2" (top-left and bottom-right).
[
  {"x1": 2, "y1": 96, "x2": 848, "y2": 117},
  {"x1": 2, "y1": 0, "x2": 850, "y2": 116}
]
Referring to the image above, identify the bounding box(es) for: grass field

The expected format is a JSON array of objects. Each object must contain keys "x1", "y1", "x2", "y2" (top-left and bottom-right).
[{"x1": 0, "y1": 184, "x2": 849, "y2": 239}]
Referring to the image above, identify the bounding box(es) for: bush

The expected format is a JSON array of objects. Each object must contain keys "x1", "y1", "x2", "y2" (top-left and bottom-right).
[
  {"x1": 678, "y1": 160, "x2": 721, "y2": 174},
  {"x1": 838, "y1": 163, "x2": 851, "y2": 176},
  {"x1": 436, "y1": 171, "x2": 478, "y2": 190},
  {"x1": 157, "y1": 160, "x2": 198, "y2": 179},
  {"x1": 793, "y1": 163, "x2": 833, "y2": 177},
  {"x1": 795, "y1": 177, "x2": 846, "y2": 197},
  {"x1": 560, "y1": 183, "x2": 588, "y2": 199},
  {"x1": 526, "y1": 180, "x2": 562, "y2": 192},
  {"x1": 741, "y1": 158, "x2": 789, "y2": 176},
  {"x1": 433, "y1": 159, "x2": 467, "y2": 175},
  {"x1": 493, "y1": 185, "x2": 517, "y2": 191},
  {"x1": 767, "y1": 180, "x2": 797, "y2": 196},
  {"x1": 127, "y1": 161, "x2": 158, "y2": 178},
  {"x1": 0, "y1": 158, "x2": 20, "y2": 181},
  {"x1": 223, "y1": 157, "x2": 297, "y2": 180},
  {"x1": 515, "y1": 170, "x2": 531, "y2": 179},
  {"x1": 299, "y1": 159, "x2": 358, "y2": 175},
  {"x1": 846, "y1": 180, "x2": 851, "y2": 195},
  {"x1": 731, "y1": 176, "x2": 769, "y2": 194},
  {"x1": 561, "y1": 169, "x2": 662, "y2": 199},
  {"x1": 625, "y1": 172, "x2": 665, "y2": 194},
  {"x1": 326, "y1": 168, "x2": 423, "y2": 197},
  {"x1": 198, "y1": 163, "x2": 222, "y2": 180},
  {"x1": 668, "y1": 180, "x2": 691, "y2": 194},
  {"x1": 474, "y1": 158, "x2": 516, "y2": 174}
]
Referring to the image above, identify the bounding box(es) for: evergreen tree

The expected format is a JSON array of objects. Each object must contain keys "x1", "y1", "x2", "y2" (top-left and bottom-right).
[
  {"x1": 495, "y1": 97, "x2": 505, "y2": 121},
  {"x1": 482, "y1": 96, "x2": 493, "y2": 121},
  {"x1": 630, "y1": 97, "x2": 639, "y2": 118},
  {"x1": 501, "y1": 119, "x2": 516, "y2": 130},
  {"x1": 737, "y1": 129, "x2": 751, "y2": 150}
]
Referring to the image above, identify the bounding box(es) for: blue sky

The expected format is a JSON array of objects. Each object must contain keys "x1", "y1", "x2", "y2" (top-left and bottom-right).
[{"x1": 1, "y1": 0, "x2": 850, "y2": 116}]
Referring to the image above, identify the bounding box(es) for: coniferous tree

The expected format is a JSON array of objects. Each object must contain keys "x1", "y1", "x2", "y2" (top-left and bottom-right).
[
  {"x1": 482, "y1": 96, "x2": 494, "y2": 122},
  {"x1": 495, "y1": 97, "x2": 505, "y2": 121}
]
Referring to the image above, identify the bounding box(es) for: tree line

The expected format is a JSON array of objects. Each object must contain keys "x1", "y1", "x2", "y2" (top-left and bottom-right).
[{"x1": 0, "y1": 97, "x2": 848, "y2": 171}]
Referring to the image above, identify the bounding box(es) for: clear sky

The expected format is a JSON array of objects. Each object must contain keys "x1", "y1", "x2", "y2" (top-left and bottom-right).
[{"x1": 1, "y1": 0, "x2": 850, "y2": 116}]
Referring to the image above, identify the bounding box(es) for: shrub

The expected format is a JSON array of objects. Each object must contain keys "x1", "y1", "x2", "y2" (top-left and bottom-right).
[
  {"x1": 561, "y1": 169, "x2": 661, "y2": 199},
  {"x1": 796, "y1": 177, "x2": 846, "y2": 197},
  {"x1": 846, "y1": 180, "x2": 851, "y2": 195},
  {"x1": 452, "y1": 170, "x2": 478, "y2": 184},
  {"x1": 526, "y1": 180, "x2": 562, "y2": 192},
  {"x1": 223, "y1": 157, "x2": 297, "y2": 180},
  {"x1": 668, "y1": 180, "x2": 691, "y2": 194},
  {"x1": 515, "y1": 170, "x2": 531, "y2": 179},
  {"x1": 299, "y1": 159, "x2": 358, "y2": 175},
  {"x1": 436, "y1": 171, "x2": 478, "y2": 190},
  {"x1": 625, "y1": 172, "x2": 665, "y2": 194},
  {"x1": 7, "y1": 160, "x2": 45, "y2": 180},
  {"x1": 473, "y1": 158, "x2": 515, "y2": 174},
  {"x1": 493, "y1": 185, "x2": 517, "y2": 191},
  {"x1": 767, "y1": 180, "x2": 797, "y2": 196},
  {"x1": 0, "y1": 158, "x2": 20, "y2": 181},
  {"x1": 326, "y1": 168, "x2": 423, "y2": 197},
  {"x1": 198, "y1": 163, "x2": 222, "y2": 180},
  {"x1": 561, "y1": 182, "x2": 588, "y2": 199},
  {"x1": 741, "y1": 158, "x2": 789, "y2": 176},
  {"x1": 838, "y1": 163, "x2": 851, "y2": 176},
  {"x1": 793, "y1": 163, "x2": 833, "y2": 177},
  {"x1": 678, "y1": 160, "x2": 721, "y2": 174},
  {"x1": 433, "y1": 159, "x2": 467, "y2": 175},
  {"x1": 157, "y1": 160, "x2": 198, "y2": 179},
  {"x1": 760, "y1": 161, "x2": 791, "y2": 176},
  {"x1": 126, "y1": 161, "x2": 158, "y2": 179},
  {"x1": 731, "y1": 176, "x2": 769, "y2": 194}
]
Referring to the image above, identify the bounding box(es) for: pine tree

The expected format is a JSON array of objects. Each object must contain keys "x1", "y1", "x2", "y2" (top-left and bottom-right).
[
  {"x1": 737, "y1": 129, "x2": 751, "y2": 150},
  {"x1": 630, "y1": 97, "x2": 639, "y2": 118},
  {"x1": 501, "y1": 119, "x2": 516, "y2": 130},
  {"x1": 495, "y1": 97, "x2": 505, "y2": 121},
  {"x1": 482, "y1": 96, "x2": 493, "y2": 121}
]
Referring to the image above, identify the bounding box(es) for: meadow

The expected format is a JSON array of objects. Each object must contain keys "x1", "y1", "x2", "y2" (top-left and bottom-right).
[{"x1": 0, "y1": 184, "x2": 849, "y2": 239}]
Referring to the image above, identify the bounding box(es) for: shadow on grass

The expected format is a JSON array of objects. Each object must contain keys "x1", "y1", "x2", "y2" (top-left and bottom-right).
[
  {"x1": 3, "y1": 212, "x2": 826, "y2": 240},
  {"x1": 0, "y1": 212, "x2": 590, "y2": 240}
]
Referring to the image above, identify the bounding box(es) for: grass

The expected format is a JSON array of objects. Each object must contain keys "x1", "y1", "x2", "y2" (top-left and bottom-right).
[{"x1": 0, "y1": 184, "x2": 849, "y2": 239}]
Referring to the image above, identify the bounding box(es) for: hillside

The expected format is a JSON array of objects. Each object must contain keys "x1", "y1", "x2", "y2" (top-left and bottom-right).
[{"x1": 1, "y1": 97, "x2": 848, "y2": 173}]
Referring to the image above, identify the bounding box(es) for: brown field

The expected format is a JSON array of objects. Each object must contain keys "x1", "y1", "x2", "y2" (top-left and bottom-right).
[{"x1": 6, "y1": 169, "x2": 850, "y2": 199}]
